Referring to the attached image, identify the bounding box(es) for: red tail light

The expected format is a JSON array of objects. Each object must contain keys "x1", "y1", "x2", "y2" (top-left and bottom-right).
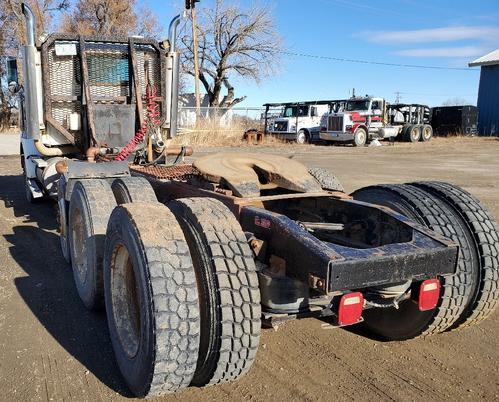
[
  {"x1": 338, "y1": 292, "x2": 364, "y2": 326},
  {"x1": 418, "y1": 279, "x2": 441, "y2": 311}
]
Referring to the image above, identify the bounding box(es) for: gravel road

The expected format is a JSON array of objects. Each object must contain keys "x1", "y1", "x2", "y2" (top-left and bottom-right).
[{"x1": 0, "y1": 137, "x2": 498, "y2": 401}]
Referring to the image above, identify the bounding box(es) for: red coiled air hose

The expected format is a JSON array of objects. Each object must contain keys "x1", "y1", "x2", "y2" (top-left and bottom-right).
[{"x1": 115, "y1": 83, "x2": 161, "y2": 161}]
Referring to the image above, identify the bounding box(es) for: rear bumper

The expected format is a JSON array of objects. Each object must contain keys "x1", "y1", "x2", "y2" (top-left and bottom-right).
[
  {"x1": 240, "y1": 199, "x2": 458, "y2": 295},
  {"x1": 325, "y1": 234, "x2": 457, "y2": 291},
  {"x1": 319, "y1": 131, "x2": 353, "y2": 142}
]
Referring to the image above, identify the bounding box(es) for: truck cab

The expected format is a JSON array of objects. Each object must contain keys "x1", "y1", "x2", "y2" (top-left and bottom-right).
[
  {"x1": 265, "y1": 102, "x2": 330, "y2": 144},
  {"x1": 320, "y1": 95, "x2": 433, "y2": 146}
]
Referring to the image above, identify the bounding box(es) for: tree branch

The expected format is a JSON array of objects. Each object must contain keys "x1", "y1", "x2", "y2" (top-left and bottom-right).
[{"x1": 178, "y1": 0, "x2": 282, "y2": 108}]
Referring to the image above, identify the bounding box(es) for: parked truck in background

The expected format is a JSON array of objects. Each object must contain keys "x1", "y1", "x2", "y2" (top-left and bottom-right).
[
  {"x1": 263, "y1": 101, "x2": 332, "y2": 144},
  {"x1": 320, "y1": 96, "x2": 432, "y2": 146}
]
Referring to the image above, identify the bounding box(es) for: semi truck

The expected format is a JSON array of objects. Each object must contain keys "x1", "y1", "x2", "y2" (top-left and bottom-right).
[
  {"x1": 320, "y1": 96, "x2": 432, "y2": 146},
  {"x1": 263, "y1": 100, "x2": 335, "y2": 144},
  {"x1": 16, "y1": 3, "x2": 499, "y2": 399}
]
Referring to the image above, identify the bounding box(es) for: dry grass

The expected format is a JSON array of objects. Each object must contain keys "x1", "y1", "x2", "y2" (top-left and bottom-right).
[
  {"x1": 171, "y1": 120, "x2": 287, "y2": 147},
  {"x1": 0, "y1": 127, "x2": 19, "y2": 135}
]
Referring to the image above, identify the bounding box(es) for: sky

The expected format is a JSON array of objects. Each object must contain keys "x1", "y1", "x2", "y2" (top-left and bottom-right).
[{"x1": 150, "y1": 0, "x2": 499, "y2": 107}]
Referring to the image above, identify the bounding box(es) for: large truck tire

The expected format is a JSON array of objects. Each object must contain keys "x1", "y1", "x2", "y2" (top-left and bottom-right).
[
  {"x1": 308, "y1": 167, "x2": 344, "y2": 192},
  {"x1": 407, "y1": 125, "x2": 421, "y2": 142},
  {"x1": 69, "y1": 179, "x2": 116, "y2": 310},
  {"x1": 57, "y1": 178, "x2": 71, "y2": 263},
  {"x1": 104, "y1": 203, "x2": 200, "y2": 397},
  {"x1": 169, "y1": 197, "x2": 261, "y2": 386},
  {"x1": 420, "y1": 124, "x2": 433, "y2": 142},
  {"x1": 400, "y1": 124, "x2": 411, "y2": 141},
  {"x1": 111, "y1": 176, "x2": 157, "y2": 204},
  {"x1": 410, "y1": 182, "x2": 499, "y2": 329},
  {"x1": 353, "y1": 128, "x2": 367, "y2": 147},
  {"x1": 352, "y1": 183, "x2": 480, "y2": 340},
  {"x1": 296, "y1": 129, "x2": 309, "y2": 144}
]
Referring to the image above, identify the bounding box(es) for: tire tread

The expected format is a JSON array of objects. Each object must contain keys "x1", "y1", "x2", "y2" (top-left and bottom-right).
[
  {"x1": 170, "y1": 198, "x2": 261, "y2": 386},
  {"x1": 410, "y1": 181, "x2": 499, "y2": 328}
]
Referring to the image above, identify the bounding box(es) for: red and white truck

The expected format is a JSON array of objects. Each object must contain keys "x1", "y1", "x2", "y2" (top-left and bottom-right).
[{"x1": 320, "y1": 96, "x2": 433, "y2": 146}]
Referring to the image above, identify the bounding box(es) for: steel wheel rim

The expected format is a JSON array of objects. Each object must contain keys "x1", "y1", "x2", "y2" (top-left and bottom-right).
[
  {"x1": 111, "y1": 244, "x2": 141, "y2": 359},
  {"x1": 357, "y1": 131, "x2": 366, "y2": 144},
  {"x1": 297, "y1": 131, "x2": 306, "y2": 144}
]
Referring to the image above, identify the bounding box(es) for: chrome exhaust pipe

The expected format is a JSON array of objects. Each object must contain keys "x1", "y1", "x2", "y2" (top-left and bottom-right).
[
  {"x1": 168, "y1": 14, "x2": 181, "y2": 51},
  {"x1": 21, "y1": 2, "x2": 40, "y2": 140},
  {"x1": 167, "y1": 15, "x2": 181, "y2": 138}
]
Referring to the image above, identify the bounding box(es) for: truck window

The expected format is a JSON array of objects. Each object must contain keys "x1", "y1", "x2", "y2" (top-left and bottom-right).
[
  {"x1": 346, "y1": 100, "x2": 370, "y2": 111},
  {"x1": 6, "y1": 59, "x2": 18, "y2": 83},
  {"x1": 283, "y1": 105, "x2": 309, "y2": 118},
  {"x1": 88, "y1": 54, "x2": 129, "y2": 86}
]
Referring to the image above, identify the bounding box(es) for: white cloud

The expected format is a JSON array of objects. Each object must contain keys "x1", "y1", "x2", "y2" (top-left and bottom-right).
[
  {"x1": 364, "y1": 26, "x2": 499, "y2": 44},
  {"x1": 394, "y1": 46, "x2": 488, "y2": 58}
]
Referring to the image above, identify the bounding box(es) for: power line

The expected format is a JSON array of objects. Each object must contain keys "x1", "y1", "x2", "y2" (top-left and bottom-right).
[{"x1": 279, "y1": 50, "x2": 477, "y2": 71}]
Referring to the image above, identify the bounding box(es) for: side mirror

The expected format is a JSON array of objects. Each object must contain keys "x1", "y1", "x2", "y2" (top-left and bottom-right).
[{"x1": 8, "y1": 81, "x2": 20, "y2": 94}]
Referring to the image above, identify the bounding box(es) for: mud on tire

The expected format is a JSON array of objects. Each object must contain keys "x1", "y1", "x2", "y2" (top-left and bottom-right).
[
  {"x1": 104, "y1": 203, "x2": 200, "y2": 397},
  {"x1": 57, "y1": 177, "x2": 71, "y2": 263},
  {"x1": 169, "y1": 197, "x2": 261, "y2": 386},
  {"x1": 352, "y1": 183, "x2": 479, "y2": 340},
  {"x1": 111, "y1": 176, "x2": 157, "y2": 204},
  {"x1": 69, "y1": 179, "x2": 116, "y2": 310}
]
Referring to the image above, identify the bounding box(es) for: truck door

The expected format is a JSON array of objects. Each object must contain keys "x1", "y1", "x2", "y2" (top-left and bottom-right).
[
  {"x1": 310, "y1": 106, "x2": 319, "y2": 126},
  {"x1": 370, "y1": 100, "x2": 384, "y2": 132}
]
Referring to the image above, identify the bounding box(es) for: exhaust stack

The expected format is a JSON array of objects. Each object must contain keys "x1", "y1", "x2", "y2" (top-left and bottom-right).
[
  {"x1": 21, "y1": 3, "x2": 40, "y2": 141},
  {"x1": 165, "y1": 15, "x2": 181, "y2": 138}
]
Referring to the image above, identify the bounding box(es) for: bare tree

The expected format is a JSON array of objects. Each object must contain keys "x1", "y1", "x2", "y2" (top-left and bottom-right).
[
  {"x1": 442, "y1": 97, "x2": 472, "y2": 106},
  {"x1": 0, "y1": 0, "x2": 69, "y2": 129},
  {"x1": 59, "y1": 0, "x2": 162, "y2": 38},
  {"x1": 179, "y1": 0, "x2": 282, "y2": 108},
  {"x1": 5, "y1": 0, "x2": 70, "y2": 47}
]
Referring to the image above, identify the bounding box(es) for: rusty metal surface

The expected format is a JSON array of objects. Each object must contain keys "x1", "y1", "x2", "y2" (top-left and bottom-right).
[
  {"x1": 40, "y1": 34, "x2": 166, "y2": 151},
  {"x1": 239, "y1": 202, "x2": 458, "y2": 295},
  {"x1": 130, "y1": 163, "x2": 199, "y2": 180},
  {"x1": 193, "y1": 152, "x2": 323, "y2": 197}
]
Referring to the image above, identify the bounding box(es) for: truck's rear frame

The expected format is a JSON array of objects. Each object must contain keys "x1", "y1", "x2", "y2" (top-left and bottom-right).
[{"x1": 125, "y1": 163, "x2": 458, "y2": 325}]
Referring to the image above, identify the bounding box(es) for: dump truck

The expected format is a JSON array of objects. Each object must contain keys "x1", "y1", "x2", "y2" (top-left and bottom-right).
[
  {"x1": 320, "y1": 96, "x2": 432, "y2": 146},
  {"x1": 17, "y1": 3, "x2": 499, "y2": 398}
]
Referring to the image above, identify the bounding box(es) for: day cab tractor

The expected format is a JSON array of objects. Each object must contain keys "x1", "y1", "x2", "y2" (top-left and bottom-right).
[
  {"x1": 320, "y1": 96, "x2": 433, "y2": 146},
  {"x1": 263, "y1": 100, "x2": 332, "y2": 144},
  {"x1": 18, "y1": 3, "x2": 499, "y2": 398}
]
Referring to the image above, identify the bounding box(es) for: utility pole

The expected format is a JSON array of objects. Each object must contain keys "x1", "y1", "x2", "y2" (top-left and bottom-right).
[
  {"x1": 187, "y1": 0, "x2": 201, "y2": 118},
  {"x1": 395, "y1": 91, "x2": 401, "y2": 103}
]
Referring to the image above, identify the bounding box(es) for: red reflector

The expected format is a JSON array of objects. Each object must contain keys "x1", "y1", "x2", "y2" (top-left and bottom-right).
[
  {"x1": 338, "y1": 292, "x2": 364, "y2": 326},
  {"x1": 418, "y1": 279, "x2": 441, "y2": 311}
]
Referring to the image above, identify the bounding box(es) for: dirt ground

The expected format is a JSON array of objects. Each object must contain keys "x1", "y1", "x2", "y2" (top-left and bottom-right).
[{"x1": 0, "y1": 137, "x2": 498, "y2": 402}]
